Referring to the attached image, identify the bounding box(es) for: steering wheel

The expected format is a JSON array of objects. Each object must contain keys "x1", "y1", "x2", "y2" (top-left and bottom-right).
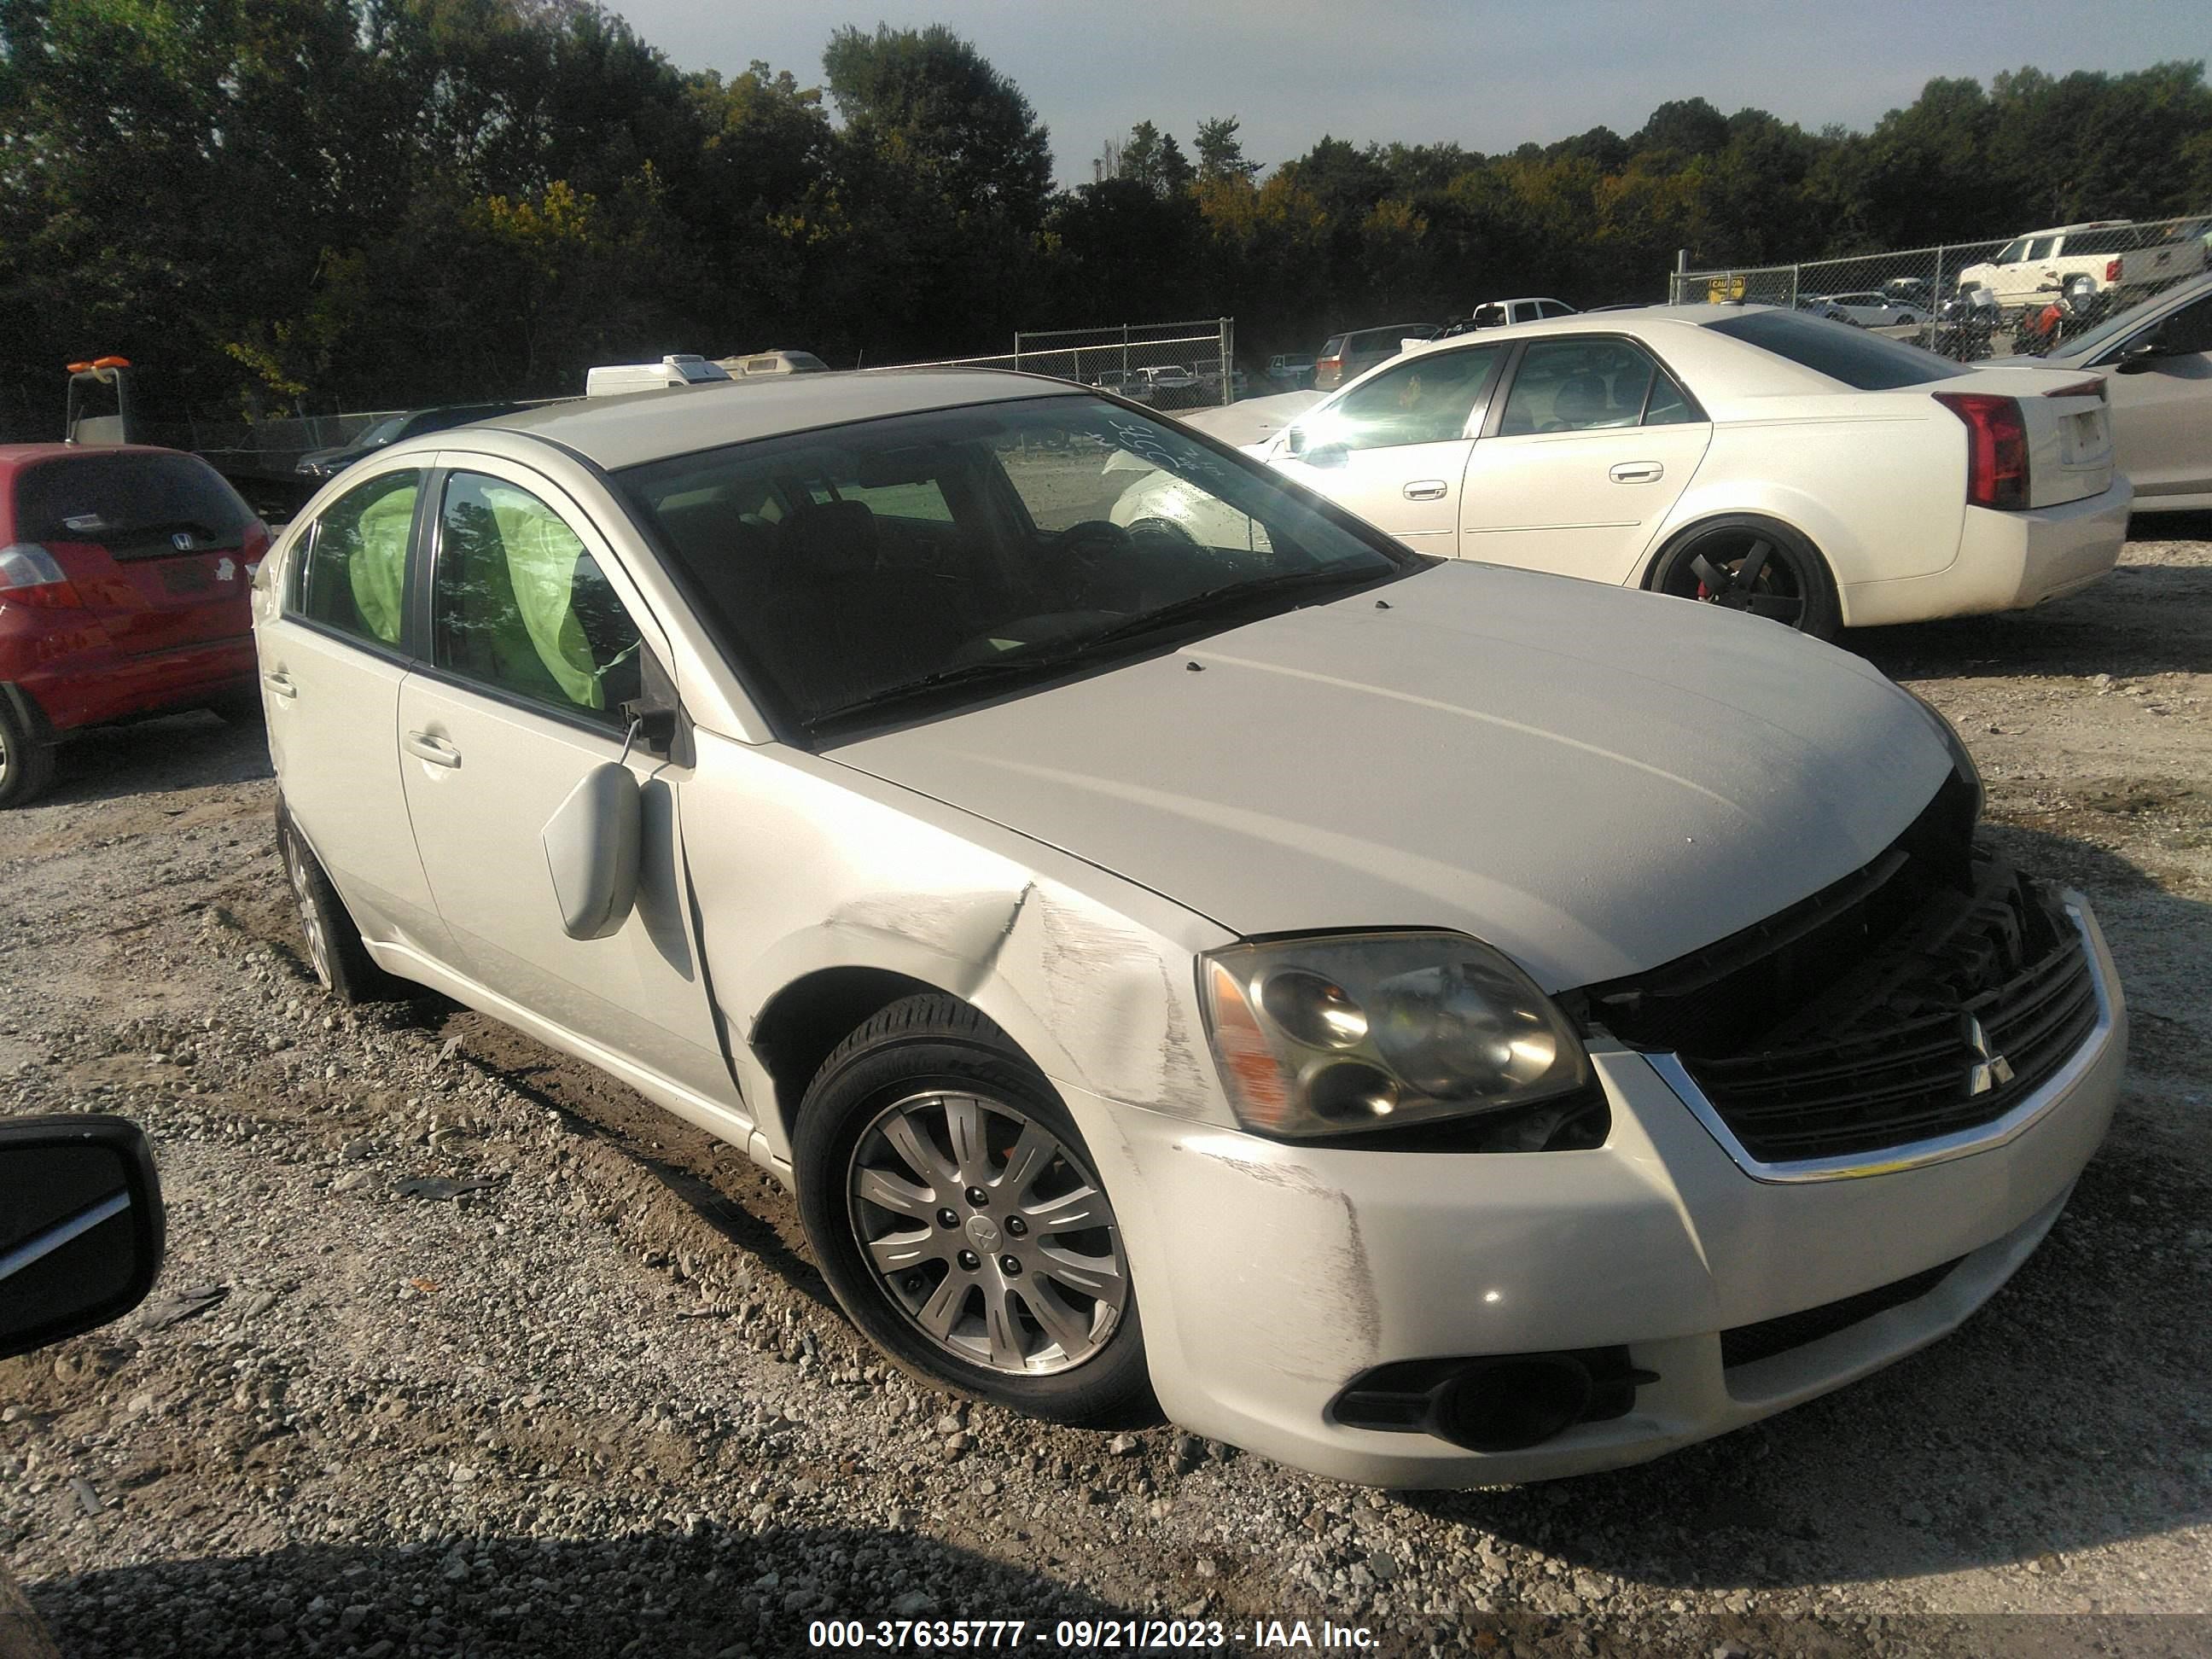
[
  {"x1": 1055, "y1": 519, "x2": 1135, "y2": 607},
  {"x1": 1122, "y1": 515, "x2": 1202, "y2": 553}
]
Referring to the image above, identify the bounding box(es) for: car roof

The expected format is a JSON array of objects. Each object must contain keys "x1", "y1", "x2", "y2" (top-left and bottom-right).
[
  {"x1": 0, "y1": 442, "x2": 199, "y2": 476},
  {"x1": 469, "y1": 368, "x2": 1086, "y2": 471}
]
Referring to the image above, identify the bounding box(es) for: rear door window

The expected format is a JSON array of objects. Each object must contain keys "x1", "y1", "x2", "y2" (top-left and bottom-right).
[
  {"x1": 1496, "y1": 339, "x2": 1674, "y2": 434},
  {"x1": 431, "y1": 472, "x2": 643, "y2": 725},
  {"x1": 16, "y1": 452, "x2": 253, "y2": 556},
  {"x1": 288, "y1": 469, "x2": 421, "y2": 648},
  {"x1": 1706, "y1": 311, "x2": 1966, "y2": 388}
]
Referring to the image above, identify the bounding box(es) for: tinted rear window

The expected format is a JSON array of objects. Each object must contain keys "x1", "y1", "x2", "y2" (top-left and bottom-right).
[
  {"x1": 1705, "y1": 310, "x2": 1967, "y2": 389},
  {"x1": 15, "y1": 452, "x2": 254, "y2": 550}
]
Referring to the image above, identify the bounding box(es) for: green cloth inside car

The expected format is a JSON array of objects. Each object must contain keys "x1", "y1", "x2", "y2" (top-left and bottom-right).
[
  {"x1": 347, "y1": 483, "x2": 415, "y2": 645},
  {"x1": 476, "y1": 480, "x2": 602, "y2": 710}
]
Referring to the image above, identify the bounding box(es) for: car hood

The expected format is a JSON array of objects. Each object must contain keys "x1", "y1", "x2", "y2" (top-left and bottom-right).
[{"x1": 827, "y1": 563, "x2": 1953, "y2": 992}]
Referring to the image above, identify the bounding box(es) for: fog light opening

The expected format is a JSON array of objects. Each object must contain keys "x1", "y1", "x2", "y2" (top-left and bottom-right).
[{"x1": 1435, "y1": 1354, "x2": 1594, "y2": 1452}]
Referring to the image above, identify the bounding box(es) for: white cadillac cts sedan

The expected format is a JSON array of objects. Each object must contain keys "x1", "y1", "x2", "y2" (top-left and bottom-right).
[
  {"x1": 1166, "y1": 306, "x2": 2131, "y2": 638},
  {"x1": 253, "y1": 371, "x2": 2125, "y2": 1486}
]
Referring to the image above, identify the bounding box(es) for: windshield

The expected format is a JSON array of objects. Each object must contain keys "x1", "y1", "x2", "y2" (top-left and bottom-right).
[
  {"x1": 2057, "y1": 279, "x2": 2203, "y2": 361},
  {"x1": 1705, "y1": 309, "x2": 1967, "y2": 389},
  {"x1": 616, "y1": 394, "x2": 1417, "y2": 736}
]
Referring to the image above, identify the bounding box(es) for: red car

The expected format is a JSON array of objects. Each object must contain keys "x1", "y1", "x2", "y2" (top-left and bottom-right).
[{"x1": 0, "y1": 444, "x2": 270, "y2": 806}]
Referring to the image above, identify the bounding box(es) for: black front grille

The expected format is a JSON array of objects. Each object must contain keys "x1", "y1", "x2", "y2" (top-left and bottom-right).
[
  {"x1": 1720, "y1": 1259, "x2": 1963, "y2": 1369},
  {"x1": 1680, "y1": 859, "x2": 2095, "y2": 1162},
  {"x1": 1570, "y1": 772, "x2": 2102, "y2": 1167}
]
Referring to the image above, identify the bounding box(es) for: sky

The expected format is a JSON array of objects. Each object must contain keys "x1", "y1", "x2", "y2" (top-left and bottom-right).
[{"x1": 604, "y1": 0, "x2": 2204, "y2": 184}]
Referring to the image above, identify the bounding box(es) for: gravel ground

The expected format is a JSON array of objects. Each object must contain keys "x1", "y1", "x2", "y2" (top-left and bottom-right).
[{"x1": 3, "y1": 525, "x2": 2209, "y2": 1659}]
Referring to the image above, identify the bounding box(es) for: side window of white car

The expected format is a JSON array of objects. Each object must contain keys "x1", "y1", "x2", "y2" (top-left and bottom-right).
[
  {"x1": 1498, "y1": 340, "x2": 1680, "y2": 435},
  {"x1": 288, "y1": 469, "x2": 421, "y2": 650},
  {"x1": 431, "y1": 472, "x2": 643, "y2": 726},
  {"x1": 1308, "y1": 346, "x2": 1502, "y2": 451},
  {"x1": 2157, "y1": 296, "x2": 2212, "y2": 357}
]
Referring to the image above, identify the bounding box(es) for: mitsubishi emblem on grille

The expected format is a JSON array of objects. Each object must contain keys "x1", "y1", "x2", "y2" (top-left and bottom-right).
[{"x1": 1963, "y1": 1014, "x2": 2016, "y2": 1097}]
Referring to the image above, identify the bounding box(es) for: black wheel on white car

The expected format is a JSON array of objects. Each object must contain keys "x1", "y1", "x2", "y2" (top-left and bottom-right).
[
  {"x1": 0, "y1": 700, "x2": 57, "y2": 809},
  {"x1": 795, "y1": 993, "x2": 1150, "y2": 1425},
  {"x1": 1649, "y1": 516, "x2": 1842, "y2": 641},
  {"x1": 275, "y1": 800, "x2": 408, "y2": 1003}
]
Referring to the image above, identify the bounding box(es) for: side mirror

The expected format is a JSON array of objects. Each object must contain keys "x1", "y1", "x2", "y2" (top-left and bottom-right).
[
  {"x1": 2116, "y1": 332, "x2": 2168, "y2": 373},
  {"x1": 541, "y1": 761, "x2": 642, "y2": 940},
  {"x1": 1, "y1": 1115, "x2": 165, "y2": 1361},
  {"x1": 1301, "y1": 441, "x2": 1350, "y2": 468}
]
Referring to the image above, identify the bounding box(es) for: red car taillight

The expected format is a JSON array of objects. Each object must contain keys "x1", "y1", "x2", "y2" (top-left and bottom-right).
[
  {"x1": 2105, "y1": 259, "x2": 2121, "y2": 283},
  {"x1": 1935, "y1": 393, "x2": 2029, "y2": 510},
  {"x1": 2044, "y1": 378, "x2": 2104, "y2": 401},
  {"x1": 0, "y1": 544, "x2": 83, "y2": 608}
]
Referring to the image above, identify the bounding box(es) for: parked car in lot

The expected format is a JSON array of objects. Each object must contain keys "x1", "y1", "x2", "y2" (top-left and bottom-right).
[
  {"x1": 2, "y1": 444, "x2": 271, "y2": 806},
  {"x1": 1443, "y1": 297, "x2": 1578, "y2": 334},
  {"x1": 2039, "y1": 271, "x2": 2212, "y2": 511},
  {"x1": 1264, "y1": 353, "x2": 1316, "y2": 388},
  {"x1": 295, "y1": 403, "x2": 524, "y2": 482},
  {"x1": 1134, "y1": 364, "x2": 1202, "y2": 408},
  {"x1": 1089, "y1": 369, "x2": 1153, "y2": 405},
  {"x1": 255, "y1": 370, "x2": 2124, "y2": 1487},
  {"x1": 714, "y1": 349, "x2": 831, "y2": 379},
  {"x1": 1816, "y1": 290, "x2": 1924, "y2": 328},
  {"x1": 1955, "y1": 222, "x2": 2208, "y2": 313},
  {"x1": 1313, "y1": 323, "x2": 1441, "y2": 390},
  {"x1": 1184, "y1": 306, "x2": 2127, "y2": 638},
  {"x1": 585, "y1": 355, "x2": 733, "y2": 397},
  {"x1": 1794, "y1": 294, "x2": 1852, "y2": 323}
]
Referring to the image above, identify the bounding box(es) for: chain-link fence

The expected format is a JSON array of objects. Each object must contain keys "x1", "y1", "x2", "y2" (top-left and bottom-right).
[
  {"x1": 882, "y1": 319, "x2": 1243, "y2": 407},
  {"x1": 1670, "y1": 212, "x2": 2211, "y2": 361}
]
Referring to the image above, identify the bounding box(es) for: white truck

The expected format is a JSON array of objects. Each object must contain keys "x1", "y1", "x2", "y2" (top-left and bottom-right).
[{"x1": 1956, "y1": 222, "x2": 2207, "y2": 313}]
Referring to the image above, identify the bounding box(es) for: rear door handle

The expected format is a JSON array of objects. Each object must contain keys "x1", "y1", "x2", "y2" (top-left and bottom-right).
[
  {"x1": 1402, "y1": 480, "x2": 1448, "y2": 501},
  {"x1": 1610, "y1": 462, "x2": 1664, "y2": 484},
  {"x1": 261, "y1": 671, "x2": 296, "y2": 701},
  {"x1": 403, "y1": 731, "x2": 462, "y2": 769}
]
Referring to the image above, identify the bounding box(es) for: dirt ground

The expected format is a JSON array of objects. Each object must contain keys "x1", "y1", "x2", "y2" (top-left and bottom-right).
[{"x1": 2, "y1": 522, "x2": 2209, "y2": 1658}]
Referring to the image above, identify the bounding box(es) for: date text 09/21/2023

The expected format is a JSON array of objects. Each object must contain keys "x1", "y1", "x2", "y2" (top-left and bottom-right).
[{"x1": 806, "y1": 1617, "x2": 1381, "y2": 1650}]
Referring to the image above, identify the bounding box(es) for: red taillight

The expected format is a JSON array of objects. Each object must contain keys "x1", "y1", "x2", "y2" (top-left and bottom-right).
[
  {"x1": 1936, "y1": 393, "x2": 2029, "y2": 510},
  {"x1": 0, "y1": 543, "x2": 84, "y2": 608},
  {"x1": 2044, "y1": 377, "x2": 2104, "y2": 401},
  {"x1": 2105, "y1": 259, "x2": 2121, "y2": 283}
]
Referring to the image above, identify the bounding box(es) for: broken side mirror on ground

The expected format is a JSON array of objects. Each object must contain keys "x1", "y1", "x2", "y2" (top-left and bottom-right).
[{"x1": 0, "y1": 1115, "x2": 166, "y2": 1361}]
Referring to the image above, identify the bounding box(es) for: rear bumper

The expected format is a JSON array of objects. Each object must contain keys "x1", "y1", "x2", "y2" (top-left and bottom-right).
[
  {"x1": 0, "y1": 626, "x2": 256, "y2": 735},
  {"x1": 1839, "y1": 479, "x2": 2131, "y2": 626},
  {"x1": 1058, "y1": 896, "x2": 2124, "y2": 1487}
]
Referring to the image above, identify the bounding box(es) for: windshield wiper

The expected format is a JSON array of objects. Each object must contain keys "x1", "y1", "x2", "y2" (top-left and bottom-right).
[
  {"x1": 1069, "y1": 562, "x2": 1388, "y2": 649},
  {"x1": 800, "y1": 563, "x2": 1388, "y2": 734}
]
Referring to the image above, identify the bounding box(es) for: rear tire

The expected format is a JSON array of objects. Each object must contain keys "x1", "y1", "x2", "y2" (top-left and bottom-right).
[
  {"x1": 0, "y1": 701, "x2": 56, "y2": 809},
  {"x1": 795, "y1": 993, "x2": 1151, "y2": 1426},
  {"x1": 1648, "y1": 516, "x2": 1841, "y2": 641},
  {"x1": 276, "y1": 800, "x2": 409, "y2": 1003}
]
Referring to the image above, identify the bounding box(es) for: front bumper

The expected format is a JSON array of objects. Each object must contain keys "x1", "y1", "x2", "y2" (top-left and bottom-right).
[
  {"x1": 1840, "y1": 479, "x2": 2130, "y2": 626},
  {"x1": 1058, "y1": 895, "x2": 2125, "y2": 1487}
]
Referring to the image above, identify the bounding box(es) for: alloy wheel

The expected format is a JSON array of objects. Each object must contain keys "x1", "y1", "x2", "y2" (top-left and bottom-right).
[
  {"x1": 847, "y1": 1090, "x2": 1127, "y2": 1376},
  {"x1": 1667, "y1": 531, "x2": 1811, "y2": 626},
  {"x1": 285, "y1": 835, "x2": 333, "y2": 988}
]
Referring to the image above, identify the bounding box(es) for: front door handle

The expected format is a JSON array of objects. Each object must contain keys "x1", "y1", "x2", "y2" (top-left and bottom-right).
[
  {"x1": 1402, "y1": 480, "x2": 1448, "y2": 501},
  {"x1": 1610, "y1": 462, "x2": 1664, "y2": 484},
  {"x1": 261, "y1": 671, "x2": 297, "y2": 701},
  {"x1": 403, "y1": 731, "x2": 462, "y2": 770}
]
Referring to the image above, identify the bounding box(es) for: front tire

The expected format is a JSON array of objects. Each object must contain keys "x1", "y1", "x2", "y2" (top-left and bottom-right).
[
  {"x1": 1648, "y1": 516, "x2": 1841, "y2": 640},
  {"x1": 795, "y1": 994, "x2": 1150, "y2": 1425},
  {"x1": 276, "y1": 800, "x2": 408, "y2": 1003}
]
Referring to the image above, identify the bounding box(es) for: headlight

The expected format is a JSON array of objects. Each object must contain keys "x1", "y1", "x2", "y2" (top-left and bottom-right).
[{"x1": 1199, "y1": 933, "x2": 1593, "y2": 1140}]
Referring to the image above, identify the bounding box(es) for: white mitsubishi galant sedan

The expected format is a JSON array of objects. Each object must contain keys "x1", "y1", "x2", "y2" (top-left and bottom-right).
[
  {"x1": 253, "y1": 370, "x2": 2125, "y2": 1487},
  {"x1": 1167, "y1": 306, "x2": 2130, "y2": 638}
]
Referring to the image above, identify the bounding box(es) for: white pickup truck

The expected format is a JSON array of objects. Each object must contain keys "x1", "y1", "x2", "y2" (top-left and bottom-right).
[{"x1": 1957, "y1": 222, "x2": 2207, "y2": 312}]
